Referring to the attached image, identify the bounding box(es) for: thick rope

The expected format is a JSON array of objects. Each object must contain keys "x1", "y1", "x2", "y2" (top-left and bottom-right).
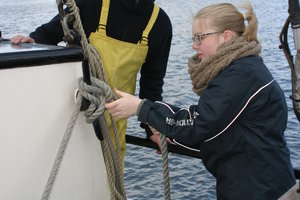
[
  {"x1": 160, "y1": 134, "x2": 171, "y2": 200},
  {"x1": 41, "y1": 78, "x2": 126, "y2": 200},
  {"x1": 50, "y1": 0, "x2": 171, "y2": 199},
  {"x1": 41, "y1": 97, "x2": 83, "y2": 200},
  {"x1": 79, "y1": 77, "x2": 126, "y2": 200},
  {"x1": 56, "y1": 0, "x2": 126, "y2": 199}
]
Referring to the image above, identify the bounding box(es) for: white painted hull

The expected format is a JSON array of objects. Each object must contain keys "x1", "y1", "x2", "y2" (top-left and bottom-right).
[{"x1": 0, "y1": 61, "x2": 111, "y2": 199}]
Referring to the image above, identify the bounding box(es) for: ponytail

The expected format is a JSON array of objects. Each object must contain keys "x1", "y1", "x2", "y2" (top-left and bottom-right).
[{"x1": 241, "y1": 0, "x2": 258, "y2": 42}]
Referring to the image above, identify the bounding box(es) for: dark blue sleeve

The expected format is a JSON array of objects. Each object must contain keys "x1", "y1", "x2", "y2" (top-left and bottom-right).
[
  {"x1": 29, "y1": 14, "x2": 64, "y2": 45},
  {"x1": 138, "y1": 59, "x2": 274, "y2": 146}
]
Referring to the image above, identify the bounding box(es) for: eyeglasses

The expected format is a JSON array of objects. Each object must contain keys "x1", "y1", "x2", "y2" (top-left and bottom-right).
[{"x1": 192, "y1": 31, "x2": 222, "y2": 46}]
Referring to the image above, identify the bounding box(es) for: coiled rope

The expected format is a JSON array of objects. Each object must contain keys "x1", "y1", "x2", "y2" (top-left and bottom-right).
[{"x1": 41, "y1": 0, "x2": 171, "y2": 199}]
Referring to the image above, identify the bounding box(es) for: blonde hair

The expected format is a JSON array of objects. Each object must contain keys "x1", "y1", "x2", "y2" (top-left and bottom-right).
[{"x1": 194, "y1": 0, "x2": 258, "y2": 43}]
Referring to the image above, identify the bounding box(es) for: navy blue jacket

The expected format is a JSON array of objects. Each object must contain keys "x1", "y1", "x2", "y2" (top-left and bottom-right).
[
  {"x1": 138, "y1": 55, "x2": 296, "y2": 199},
  {"x1": 29, "y1": 0, "x2": 172, "y2": 137}
]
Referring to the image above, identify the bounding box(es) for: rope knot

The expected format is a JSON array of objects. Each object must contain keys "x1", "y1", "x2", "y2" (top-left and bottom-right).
[{"x1": 78, "y1": 77, "x2": 114, "y2": 123}]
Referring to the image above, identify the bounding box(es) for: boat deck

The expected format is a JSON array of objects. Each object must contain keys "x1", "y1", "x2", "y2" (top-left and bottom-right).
[{"x1": 0, "y1": 39, "x2": 83, "y2": 68}]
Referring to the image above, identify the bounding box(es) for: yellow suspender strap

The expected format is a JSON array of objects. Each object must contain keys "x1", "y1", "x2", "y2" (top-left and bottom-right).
[
  {"x1": 97, "y1": 0, "x2": 159, "y2": 43},
  {"x1": 98, "y1": 0, "x2": 109, "y2": 31},
  {"x1": 140, "y1": 3, "x2": 159, "y2": 45}
]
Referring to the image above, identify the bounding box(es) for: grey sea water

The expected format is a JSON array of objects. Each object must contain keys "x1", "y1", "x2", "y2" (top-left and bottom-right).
[{"x1": 1, "y1": 0, "x2": 299, "y2": 199}]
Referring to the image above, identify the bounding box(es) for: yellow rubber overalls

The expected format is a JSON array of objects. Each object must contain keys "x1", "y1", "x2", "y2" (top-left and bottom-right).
[{"x1": 89, "y1": 0, "x2": 159, "y2": 165}]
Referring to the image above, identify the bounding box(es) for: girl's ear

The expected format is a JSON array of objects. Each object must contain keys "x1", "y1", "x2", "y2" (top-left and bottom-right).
[{"x1": 223, "y1": 30, "x2": 234, "y2": 42}]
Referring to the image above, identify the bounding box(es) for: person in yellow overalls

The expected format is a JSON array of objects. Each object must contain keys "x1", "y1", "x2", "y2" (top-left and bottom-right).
[{"x1": 11, "y1": 0, "x2": 172, "y2": 165}]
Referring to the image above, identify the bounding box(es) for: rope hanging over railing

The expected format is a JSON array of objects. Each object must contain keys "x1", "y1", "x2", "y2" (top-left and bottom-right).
[
  {"x1": 58, "y1": 0, "x2": 127, "y2": 197},
  {"x1": 41, "y1": 0, "x2": 126, "y2": 199},
  {"x1": 41, "y1": 0, "x2": 172, "y2": 199}
]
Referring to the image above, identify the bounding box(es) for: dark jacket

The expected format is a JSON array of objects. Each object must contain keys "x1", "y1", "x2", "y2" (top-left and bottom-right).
[
  {"x1": 30, "y1": 0, "x2": 172, "y2": 137},
  {"x1": 138, "y1": 55, "x2": 296, "y2": 199}
]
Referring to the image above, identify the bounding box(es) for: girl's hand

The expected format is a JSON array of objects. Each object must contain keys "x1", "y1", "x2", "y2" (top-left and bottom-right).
[
  {"x1": 149, "y1": 125, "x2": 172, "y2": 154},
  {"x1": 105, "y1": 88, "x2": 142, "y2": 119}
]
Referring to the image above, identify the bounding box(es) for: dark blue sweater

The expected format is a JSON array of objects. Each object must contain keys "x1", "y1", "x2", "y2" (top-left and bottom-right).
[{"x1": 138, "y1": 56, "x2": 296, "y2": 199}]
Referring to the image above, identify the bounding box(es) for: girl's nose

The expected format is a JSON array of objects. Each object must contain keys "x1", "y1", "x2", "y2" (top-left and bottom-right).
[{"x1": 192, "y1": 41, "x2": 198, "y2": 50}]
